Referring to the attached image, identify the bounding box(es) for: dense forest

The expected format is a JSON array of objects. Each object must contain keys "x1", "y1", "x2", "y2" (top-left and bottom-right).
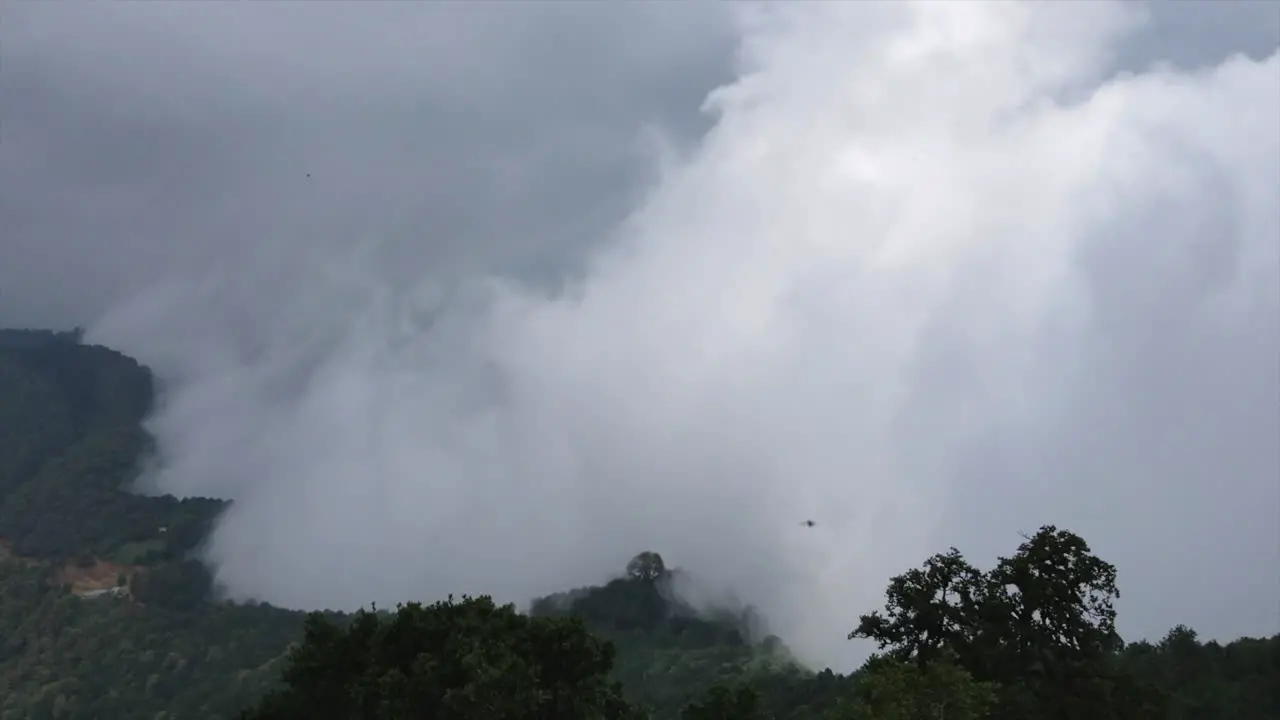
[{"x1": 0, "y1": 327, "x2": 1276, "y2": 719}]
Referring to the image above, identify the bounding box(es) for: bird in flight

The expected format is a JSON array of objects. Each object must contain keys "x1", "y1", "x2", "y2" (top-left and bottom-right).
[{"x1": 801, "y1": 520, "x2": 816, "y2": 528}]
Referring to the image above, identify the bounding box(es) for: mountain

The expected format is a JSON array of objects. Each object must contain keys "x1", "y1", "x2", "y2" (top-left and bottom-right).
[
  {"x1": 0, "y1": 328, "x2": 825, "y2": 719},
  {"x1": 0, "y1": 328, "x2": 1275, "y2": 719}
]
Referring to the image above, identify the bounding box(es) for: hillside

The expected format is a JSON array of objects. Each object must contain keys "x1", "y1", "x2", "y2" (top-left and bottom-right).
[
  {"x1": 0, "y1": 328, "x2": 1276, "y2": 719},
  {"x1": 0, "y1": 329, "x2": 304, "y2": 719},
  {"x1": 0, "y1": 328, "x2": 825, "y2": 719}
]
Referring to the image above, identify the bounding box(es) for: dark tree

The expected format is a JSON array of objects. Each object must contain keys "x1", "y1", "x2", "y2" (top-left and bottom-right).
[
  {"x1": 851, "y1": 526, "x2": 1162, "y2": 719},
  {"x1": 131, "y1": 559, "x2": 214, "y2": 612},
  {"x1": 849, "y1": 547, "x2": 986, "y2": 667},
  {"x1": 626, "y1": 551, "x2": 667, "y2": 582},
  {"x1": 829, "y1": 650, "x2": 995, "y2": 720},
  {"x1": 682, "y1": 682, "x2": 770, "y2": 720},
  {"x1": 240, "y1": 595, "x2": 641, "y2": 720}
]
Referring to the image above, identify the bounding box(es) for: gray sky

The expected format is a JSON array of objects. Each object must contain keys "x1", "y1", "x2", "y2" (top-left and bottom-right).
[{"x1": 2, "y1": 1, "x2": 1278, "y2": 670}]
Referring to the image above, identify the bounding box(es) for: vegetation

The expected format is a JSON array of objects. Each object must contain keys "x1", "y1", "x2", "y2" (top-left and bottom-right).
[
  {"x1": 241, "y1": 596, "x2": 640, "y2": 720},
  {"x1": 0, "y1": 328, "x2": 222, "y2": 569},
  {"x1": 1, "y1": 327, "x2": 1276, "y2": 719}
]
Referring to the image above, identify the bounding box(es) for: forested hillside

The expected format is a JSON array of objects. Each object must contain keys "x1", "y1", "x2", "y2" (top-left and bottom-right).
[{"x1": 0, "y1": 328, "x2": 1276, "y2": 719}]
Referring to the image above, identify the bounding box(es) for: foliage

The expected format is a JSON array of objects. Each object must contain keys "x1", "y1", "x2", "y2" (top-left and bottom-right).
[
  {"x1": 1122, "y1": 626, "x2": 1280, "y2": 719},
  {"x1": 529, "y1": 554, "x2": 790, "y2": 716},
  {"x1": 826, "y1": 650, "x2": 995, "y2": 720},
  {"x1": 850, "y1": 526, "x2": 1170, "y2": 719},
  {"x1": 0, "y1": 562, "x2": 305, "y2": 720},
  {"x1": 626, "y1": 552, "x2": 667, "y2": 582},
  {"x1": 681, "y1": 682, "x2": 770, "y2": 720},
  {"x1": 0, "y1": 329, "x2": 224, "y2": 566},
  {"x1": 241, "y1": 595, "x2": 641, "y2": 720}
]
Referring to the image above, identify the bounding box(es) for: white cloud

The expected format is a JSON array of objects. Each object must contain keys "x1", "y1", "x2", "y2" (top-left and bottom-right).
[{"x1": 91, "y1": 1, "x2": 1278, "y2": 670}]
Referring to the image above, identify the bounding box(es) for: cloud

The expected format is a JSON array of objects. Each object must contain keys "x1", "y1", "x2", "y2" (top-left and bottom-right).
[
  {"x1": 0, "y1": 1, "x2": 734, "y2": 327},
  {"x1": 6, "y1": 1, "x2": 1278, "y2": 671}
]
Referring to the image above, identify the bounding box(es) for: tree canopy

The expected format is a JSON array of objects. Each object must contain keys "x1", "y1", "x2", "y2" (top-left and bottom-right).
[
  {"x1": 626, "y1": 552, "x2": 668, "y2": 583},
  {"x1": 850, "y1": 525, "x2": 1164, "y2": 719},
  {"x1": 240, "y1": 596, "x2": 640, "y2": 720}
]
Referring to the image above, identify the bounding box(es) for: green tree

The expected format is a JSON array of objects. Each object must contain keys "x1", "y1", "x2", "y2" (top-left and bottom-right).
[
  {"x1": 850, "y1": 526, "x2": 1161, "y2": 719},
  {"x1": 683, "y1": 682, "x2": 770, "y2": 720},
  {"x1": 848, "y1": 547, "x2": 986, "y2": 667},
  {"x1": 828, "y1": 650, "x2": 995, "y2": 720},
  {"x1": 240, "y1": 595, "x2": 641, "y2": 720},
  {"x1": 627, "y1": 552, "x2": 667, "y2": 583}
]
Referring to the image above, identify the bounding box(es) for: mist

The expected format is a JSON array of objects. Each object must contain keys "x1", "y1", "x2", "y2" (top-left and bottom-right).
[{"x1": 5, "y1": 1, "x2": 1278, "y2": 671}]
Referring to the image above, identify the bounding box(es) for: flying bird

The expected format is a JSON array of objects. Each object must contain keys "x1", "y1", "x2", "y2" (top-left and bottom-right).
[{"x1": 801, "y1": 520, "x2": 816, "y2": 528}]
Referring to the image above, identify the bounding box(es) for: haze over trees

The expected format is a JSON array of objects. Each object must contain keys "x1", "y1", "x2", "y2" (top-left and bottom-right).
[{"x1": 1, "y1": 329, "x2": 1277, "y2": 719}]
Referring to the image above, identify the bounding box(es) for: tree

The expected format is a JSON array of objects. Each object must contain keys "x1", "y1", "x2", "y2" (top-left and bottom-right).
[
  {"x1": 850, "y1": 526, "x2": 1160, "y2": 719},
  {"x1": 829, "y1": 650, "x2": 996, "y2": 720},
  {"x1": 626, "y1": 551, "x2": 667, "y2": 582},
  {"x1": 130, "y1": 559, "x2": 215, "y2": 612},
  {"x1": 240, "y1": 595, "x2": 641, "y2": 720},
  {"x1": 983, "y1": 526, "x2": 1123, "y2": 672},
  {"x1": 848, "y1": 547, "x2": 986, "y2": 667},
  {"x1": 683, "y1": 682, "x2": 770, "y2": 720}
]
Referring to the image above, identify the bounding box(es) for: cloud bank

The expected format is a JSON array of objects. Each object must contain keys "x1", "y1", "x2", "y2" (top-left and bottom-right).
[{"x1": 36, "y1": 1, "x2": 1280, "y2": 670}]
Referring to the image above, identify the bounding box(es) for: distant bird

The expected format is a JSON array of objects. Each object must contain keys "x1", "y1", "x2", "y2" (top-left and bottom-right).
[{"x1": 801, "y1": 520, "x2": 816, "y2": 528}]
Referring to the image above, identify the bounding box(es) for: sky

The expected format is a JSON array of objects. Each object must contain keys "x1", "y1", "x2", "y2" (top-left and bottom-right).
[{"x1": 2, "y1": 0, "x2": 1278, "y2": 671}]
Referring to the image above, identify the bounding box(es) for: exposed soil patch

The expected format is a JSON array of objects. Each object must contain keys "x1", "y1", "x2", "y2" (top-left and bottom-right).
[
  {"x1": 54, "y1": 558, "x2": 144, "y2": 595},
  {"x1": 0, "y1": 539, "x2": 146, "y2": 597}
]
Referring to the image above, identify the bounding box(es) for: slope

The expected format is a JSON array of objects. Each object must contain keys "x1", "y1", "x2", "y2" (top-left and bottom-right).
[{"x1": 0, "y1": 328, "x2": 822, "y2": 719}]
